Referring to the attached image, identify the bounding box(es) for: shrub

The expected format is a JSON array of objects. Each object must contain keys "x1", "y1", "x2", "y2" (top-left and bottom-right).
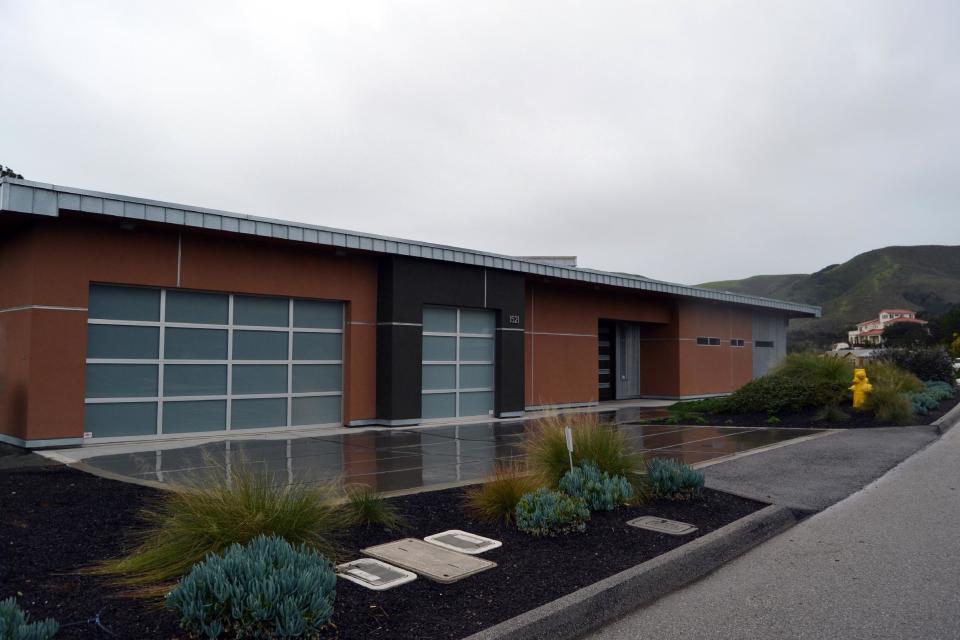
[
  {"x1": 909, "y1": 392, "x2": 939, "y2": 416},
  {"x1": 0, "y1": 598, "x2": 58, "y2": 640},
  {"x1": 865, "y1": 387, "x2": 915, "y2": 425},
  {"x1": 865, "y1": 360, "x2": 923, "y2": 394},
  {"x1": 813, "y1": 403, "x2": 850, "y2": 423},
  {"x1": 721, "y1": 374, "x2": 846, "y2": 415},
  {"x1": 766, "y1": 415, "x2": 781, "y2": 426},
  {"x1": 645, "y1": 458, "x2": 704, "y2": 500},
  {"x1": 515, "y1": 488, "x2": 590, "y2": 536},
  {"x1": 775, "y1": 353, "x2": 854, "y2": 387},
  {"x1": 341, "y1": 484, "x2": 405, "y2": 530},
  {"x1": 877, "y1": 346, "x2": 955, "y2": 384},
  {"x1": 166, "y1": 535, "x2": 336, "y2": 640},
  {"x1": 523, "y1": 414, "x2": 643, "y2": 487},
  {"x1": 95, "y1": 463, "x2": 344, "y2": 595},
  {"x1": 923, "y1": 380, "x2": 957, "y2": 401},
  {"x1": 558, "y1": 462, "x2": 634, "y2": 511},
  {"x1": 465, "y1": 463, "x2": 539, "y2": 524}
]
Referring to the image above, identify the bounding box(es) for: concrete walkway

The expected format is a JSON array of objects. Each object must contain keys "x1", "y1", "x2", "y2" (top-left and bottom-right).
[{"x1": 589, "y1": 424, "x2": 960, "y2": 640}]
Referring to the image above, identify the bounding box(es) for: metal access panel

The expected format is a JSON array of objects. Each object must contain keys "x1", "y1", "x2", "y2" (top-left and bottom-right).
[
  {"x1": 627, "y1": 515, "x2": 697, "y2": 536},
  {"x1": 337, "y1": 558, "x2": 418, "y2": 591},
  {"x1": 424, "y1": 530, "x2": 502, "y2": 555},
  {"x1": 363, "y1": 538, "x2": 496, "y2": 583}
]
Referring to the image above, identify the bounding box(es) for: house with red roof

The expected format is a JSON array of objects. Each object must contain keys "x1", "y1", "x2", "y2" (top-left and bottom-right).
[{"x1": 847, "y1": 309, "x2": 928, "y2": 346}]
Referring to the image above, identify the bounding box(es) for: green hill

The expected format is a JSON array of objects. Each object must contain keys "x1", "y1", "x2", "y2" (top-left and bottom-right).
[{"x1": 698, "y1": 245, "x2": 960, "y2": 349}]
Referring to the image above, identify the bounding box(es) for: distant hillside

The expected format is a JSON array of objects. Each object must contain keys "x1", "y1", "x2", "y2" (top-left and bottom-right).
[{"x1": 698, "y1": 245, "x2": 960, "y2": 349}]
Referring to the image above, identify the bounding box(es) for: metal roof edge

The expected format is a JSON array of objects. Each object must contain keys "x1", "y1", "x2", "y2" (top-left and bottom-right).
[{"x1": 0, "y1": 177, "x2": 821, "y2": 318}]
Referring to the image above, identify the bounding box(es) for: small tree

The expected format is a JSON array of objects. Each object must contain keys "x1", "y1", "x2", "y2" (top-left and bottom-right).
[
  {"x1": 882, "y1": 322, "x2": 931, "y2": 347},
  {"x1": 950, "y1": 334, "x2": 960, "y2": 359},
  {"x1": 1, "y1": 165, "x2": 23, "y2": 179}
]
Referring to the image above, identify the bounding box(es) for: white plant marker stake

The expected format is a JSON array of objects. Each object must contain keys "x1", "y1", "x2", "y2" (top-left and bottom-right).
[{"x1": 565, "y1": 425, "x2": 575, "y2": 473}]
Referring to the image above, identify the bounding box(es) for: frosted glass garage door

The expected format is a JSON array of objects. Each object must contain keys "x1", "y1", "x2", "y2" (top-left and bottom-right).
[
  {"x1": 84, "y1": 285, "x2": 343, "y2": 438},
  {"x1": 422, "y1": 306, "x2": 495, "y2": 419}
]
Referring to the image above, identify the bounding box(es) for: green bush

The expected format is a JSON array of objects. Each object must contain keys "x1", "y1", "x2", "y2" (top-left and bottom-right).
[
  {"x1": 342, "y1": 484, "x2": 405, "y2": 530},
  {"x1": 558, "y1": 462, "x2": 634, "y2": 511},
  {"x1": 523, "y1": 414, "x2": 643, "y2": 487},
  {"x1": 923, "y1": 380, "x2": 957, "y2": 401},
  {"x1": 465, "y1": 463, "x2": 540, "y2": 524},
  {"x1": 166, "y1": 535, "x2": 336, "y2": 640},
  {"x1": 721, "y1": 374, "x2": 847, "y2": 415},
  {"x1": 94, "y1": 463, "x2": 344, "y2": 595},
  {"x1": 515, "y1": 488, "x2": 590, "y2": 536},
  {"x1": 909, "y1": 392, "x2": 939, "y2": 416},
  {"x1": 0, "y1": 598, "x2": 58, "y2": 640},
  {"x1": 865, "y1": 387, "x2": 915, "y2": 425},
  {"x1": 775, "y1": 353, "x2": 854, "y2": 387},
  {"x1": 877, "y1": 346, "x2": 955, "y2": 384},
  {"x1": 866, "y1": 360, "x2": 924, "y2": 394},
  {"x1": 813, "y1": 403, "x2": 850, "y2": 423},
  {"x1": 645, "y1": 458, "x2": 704, "y2": 500}
]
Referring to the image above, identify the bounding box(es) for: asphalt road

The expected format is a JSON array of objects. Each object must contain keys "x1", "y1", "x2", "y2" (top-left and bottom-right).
[{"x1": 589, "y1": 424, "x2": 960, "y2": 640}]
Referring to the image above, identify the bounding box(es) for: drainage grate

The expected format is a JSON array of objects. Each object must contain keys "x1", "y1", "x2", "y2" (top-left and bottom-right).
[
  {"x1": 627, "y1": 515, "x2": 698, "y2": 536},
  {"x1": 336, "y1": 558, "x2": 417, "y2": 591},
  {"x1": 363, "y1": 538, "x2": 496, "y2": 583},
  {"x1": 424, "y1": 530, "x2": 502, "y2": 555}
]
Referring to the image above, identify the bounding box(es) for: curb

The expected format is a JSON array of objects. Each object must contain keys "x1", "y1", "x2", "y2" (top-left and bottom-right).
[
  {"x1": 462, "y1": 503, "x2": 799, "y2": 640},
  {"x1": 932, "y1": 398, "x2": 960, "y2": 435}
]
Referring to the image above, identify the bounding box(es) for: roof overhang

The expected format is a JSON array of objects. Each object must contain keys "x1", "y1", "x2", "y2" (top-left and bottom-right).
[{"x1": 0, "y1": 177, "x2": 821, "y2": 318}]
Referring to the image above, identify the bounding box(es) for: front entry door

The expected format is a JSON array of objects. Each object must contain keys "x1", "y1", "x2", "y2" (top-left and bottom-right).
[{"x1": 615, "y1": 323, "x2": 641, "y2": 399}]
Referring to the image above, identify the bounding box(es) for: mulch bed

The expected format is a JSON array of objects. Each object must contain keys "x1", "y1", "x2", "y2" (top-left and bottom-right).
[
  {"x1": 648, "y1": 394, "x2": 960, "y2": 429},
  {"x1": 1, "y1": 465, "x2": 764, "y2": 640}
]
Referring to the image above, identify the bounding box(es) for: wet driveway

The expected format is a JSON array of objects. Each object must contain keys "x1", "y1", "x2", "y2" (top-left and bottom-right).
[{"x1": 71, "y1": 408, "x2": 825, "y2": 493}]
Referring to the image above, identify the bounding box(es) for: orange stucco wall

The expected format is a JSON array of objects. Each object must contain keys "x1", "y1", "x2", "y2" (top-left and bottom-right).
[
  {"x1": 0, "y1": 216, "x2": 378, "y2": 443},
  {"x1": 524, "y1": 281, "x2": 675, "y2": 406},
  {"x1": 524, "y1": 281, "x2": 771, "y2": 406}
]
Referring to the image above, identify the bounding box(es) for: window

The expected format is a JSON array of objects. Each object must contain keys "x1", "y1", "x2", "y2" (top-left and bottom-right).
[
  {"x1": 422, "y1": 306, "x2": 495, "y2": 419},
  {"x1": 731, "y1": 339, "x2": 745, "y2": 347},
  {"x1": 696, "y1": 336, "x2": 721, "y2": 346},
  {"x1": 755, "y1": 340, "x2": 775, "y2": 348},
  {"x1": 84, "y1": 284, "x2": 344, "y2": 438}
]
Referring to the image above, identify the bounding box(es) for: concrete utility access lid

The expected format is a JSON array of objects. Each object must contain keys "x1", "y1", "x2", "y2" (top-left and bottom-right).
[
  {"x1": 363, "y1": 538, "x2": 496, "y2": 583},
  {"x1": 627, "y1": 516, "x2": 698, "y2": 536},
  {"x1": 424, "y1": 530, "x2": 502, "y2": 555},
  {"x1": 336, "y1": 558, "x2": 417, "y2": 591}
]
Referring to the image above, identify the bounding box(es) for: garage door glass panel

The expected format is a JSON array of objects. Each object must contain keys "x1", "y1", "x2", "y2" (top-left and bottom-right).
[
  {"x1": 89, "y1": 285, "x2": 160, "y2": 321},
  {"x1": 165, "y1": 290, "x2": 229, "y2": 324},
  {"x1": 459, "y1": 337, "x2": 494, "y2": 362},
  {"x1": 234, "y1": 330, "x2": 288, "y2": 360},
  {"x1": 233, "y1": 365, "x2": 288, "y2": 395},
  {"x1": 422, "y1": 393, "x2": 456, "y2": 419},
  {"x1": 422, "y1": 365, "x2": 456, "y2": 390},
  {"x1": 234, "y1": 296, "x2": 289, "y2": 327},
  {"x1": 292, "y1": 365, "x2": 341, "y2": 393},
  {"x1": 292, "y1": 396, "x2": 341, "y2": 426},
  {"x1": 231, "y1": 398, "x2": 287, "y2": 429},
  {"x1": 86, "y1": 364, "x2": 158, "y2": 398},
  {"x1": 423, "y1": 336, "x2": 456, "y2": 361},
  {"x1": 459, "y1": 391, "x2": 493, "y2": 417},
  {"x1": 460, "y1": 364, "x2": 494, "y2": 389},
  {"x1": 85, "y1": 402, "x2": 157, "y2": 437},
  {"x1": 460, "y1": 309, "x2": 495, "y2": 335},
  {"x1": 293, "y1": 300, "x2": 342, "y2": 329},
  {"x1": 292, "y1": 333, "x2": 341, "y2": 360},
  {"x1": 85, "y1": 286, "x2": 344, "y2": 439},
  {"x1": 423, "y1": 307, "x2": 457, "y2": 333},
  {"x1": 87, "y1": 325, "x2": 159, "y2": 359},
  {"x1": 163, "y1": 365, "x2": 227, "y2": 396},
  {"x1": 163, "y1": 401, "x2": 226, "y2": 433},
  {"x1": 165, "y1": 328, "x2": 228, "y2": 360}
]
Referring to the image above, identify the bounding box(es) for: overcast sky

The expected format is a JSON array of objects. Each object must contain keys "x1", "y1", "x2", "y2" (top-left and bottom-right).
[{"x1": 2, "y1": 1, "x2": 958, "y2": 284}]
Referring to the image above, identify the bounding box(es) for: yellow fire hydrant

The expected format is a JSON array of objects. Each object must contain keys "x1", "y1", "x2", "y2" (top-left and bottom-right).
[{"x1": 850, "y1": 368, "x2": 873, "y2": 409}]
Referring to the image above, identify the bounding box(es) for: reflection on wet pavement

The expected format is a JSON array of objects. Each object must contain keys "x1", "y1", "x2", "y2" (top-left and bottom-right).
[{"x1": 78, "y1": 409, "x2": 824, "y2": 493}]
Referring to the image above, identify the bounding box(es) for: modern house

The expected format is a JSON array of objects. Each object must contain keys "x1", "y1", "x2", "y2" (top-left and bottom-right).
[
  {"x1": 0, "y1": 178, "x2": 819, "y2": 448},
  {"x1": 847, "y1": 309, "x2": 927, "y2": 346}
]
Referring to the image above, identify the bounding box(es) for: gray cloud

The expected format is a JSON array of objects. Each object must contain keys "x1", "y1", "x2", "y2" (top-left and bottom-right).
[{"x1": 2, "y1": 0, "x2": 958, "y2": 283}]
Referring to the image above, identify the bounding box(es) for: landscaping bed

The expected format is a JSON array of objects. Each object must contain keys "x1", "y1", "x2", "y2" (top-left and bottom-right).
[
  {"x1": 1, "y1": 465, "x2": 763, "y2": 640},
  {"x1": 650, "y1": 393, "x2": 960, "y2": 429}
]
